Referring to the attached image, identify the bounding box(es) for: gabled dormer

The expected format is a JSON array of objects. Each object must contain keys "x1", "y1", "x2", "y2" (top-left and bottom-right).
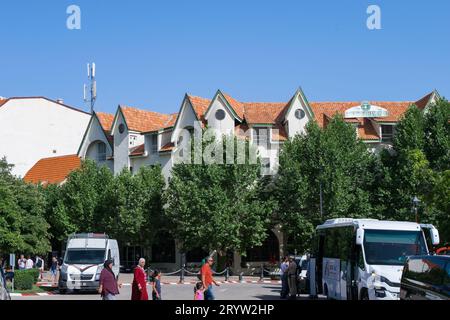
[
  {"x1": 77, "y1": 111, "x2": 114, "y2": 171},
  {"x1": 281, "y1": 88, "x2": 315, "y2": 138}
]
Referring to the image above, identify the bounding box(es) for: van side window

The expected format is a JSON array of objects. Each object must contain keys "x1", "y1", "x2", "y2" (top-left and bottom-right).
[{"x1": 108, "y1": 249, "x2": 112, "y2": 263}]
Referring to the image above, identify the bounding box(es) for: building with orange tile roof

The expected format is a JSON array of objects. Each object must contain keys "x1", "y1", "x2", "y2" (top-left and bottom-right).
[
  {"x1": 24, "y1": 154, "x2": 81, "y2": 185},
  {"x1": 76, "y1": 88, "x2": 442, "y2": 181}
]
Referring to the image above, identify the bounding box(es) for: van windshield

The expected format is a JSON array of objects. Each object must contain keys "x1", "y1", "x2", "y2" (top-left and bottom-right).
[
  {"x1": 363, "y1": 230, "x2": 427, "y2": 266},
  {"x1": 65, "y1": 249, "x2": 105, "y2": 265}
]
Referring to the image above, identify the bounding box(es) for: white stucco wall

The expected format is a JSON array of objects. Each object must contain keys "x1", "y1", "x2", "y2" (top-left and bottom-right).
[
  {"x1": 0, "y1": 98, "x2": 90, "y2": 177},
  {"x1": 205, "y1": 96, "x2": 235, "y2": 138},
  {"x1": 113, "y1": 112, "x2": 130, "y2": 174},
  {"x1": 172, "y1": 100, "x2": 198, "y2": 144},
  {"x1": 285, "y1": 95, "x2": 311, "y2": 137}
]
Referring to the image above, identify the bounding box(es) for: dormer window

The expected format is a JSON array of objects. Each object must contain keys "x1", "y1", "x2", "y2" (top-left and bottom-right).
[
  {"x1": 177, "y1": 135, "x2": 183, "y2": 146},
  {"x1": 215, "y1": 109, "x2": 226, "y2": 121},
  {"x1": 295, "y1": 109, "x2": 306, "y2": 120},
  {"x1": 254, "y1": 127, "x2": 270, "y2": 148},
  {"x1": 151, "y1": 134, "x2": 158, "y2": 153},
  {"x1": 97, "y1": 142, "x2": 106, "y2": 162},
  {"x1": 381, "y1": 125, "x2": 395, "y2": 143}
]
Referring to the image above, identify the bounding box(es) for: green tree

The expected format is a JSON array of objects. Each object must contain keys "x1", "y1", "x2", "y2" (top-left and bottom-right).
[
  {"x1": 51, "y1": 160, "x2": 114, "y2": 238},
  {"x1": 426, "y1": 170, "x2": 450, "y2": 243},
  {"x1": 0, "y1": 158, "x2": 50, "y2": 255},
  {"x1": 275, "y1": 116, "x2": 374, "y2": 252},
  {"x1": 101, "y1": 165, "x2": 165, "y2": 247},
  {"x1": 164, "y1": 133, "x2": 273, "y2": 257},
  {"x1": 424, "y1": 99, "x2": 450, "y2": 171},
  {"x1": 376, "y1": 102, "x2": 448, "y2": 224}
]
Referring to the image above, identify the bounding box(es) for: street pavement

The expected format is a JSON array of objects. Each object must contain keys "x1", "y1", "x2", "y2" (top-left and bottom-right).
[{"x1": 10, "y1": 273, "x2": 322, "y2": 301}]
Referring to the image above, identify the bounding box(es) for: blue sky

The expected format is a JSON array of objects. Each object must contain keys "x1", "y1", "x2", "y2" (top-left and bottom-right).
[{"x1": 0, "y1": 0, "x2": 449, "y2": 115}]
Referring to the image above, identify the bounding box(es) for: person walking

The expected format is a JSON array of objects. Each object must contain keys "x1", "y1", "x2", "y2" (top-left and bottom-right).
[
  {"x1": 18, "y1": 255, "x2": 26, "y2": 270},
  {"x1": 25, "y1": 255, "x2": 34, "y2": 269},
  {"x1": 35, "y1": 256, "x2": 44, "y2": 281},
  {"x1": 98, "y1": 259, "x2": 120, "y2": 300},
  {"x1": 50, "y1": 257, "x2": 58, "y2": 284},
  {"x1": 280, "y1": 256, "x2": 289, "y2": 299},
  {"x1": 151, "y1": 270, "x2": 161, "y2": 300},
  {"x1": 287, "y1": 255, "x2": 298, "y2": 300},
  {"x1": 131, "y1": 258, "x2": 148, "y2": 300},
  {"x1": 194, "y1": 282, "x2": 205, "y2": 300},
  {"x1": 200, "y1": 256, "x2": 220, "y2": 300}
]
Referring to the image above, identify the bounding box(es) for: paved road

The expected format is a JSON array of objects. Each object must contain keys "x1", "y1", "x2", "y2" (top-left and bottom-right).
[{"x1": 11, "y1": 283, "x2": 317, "y2": 301}]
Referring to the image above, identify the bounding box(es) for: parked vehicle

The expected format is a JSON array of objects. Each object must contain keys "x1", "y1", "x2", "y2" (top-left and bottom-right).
[
  {"x1": 436, "y1": 246, "x2": 450, "y2": 256},
  {"x1": 310, "y1": 218, "x2": 440, "y2": 300},
  {"x1": 0, "y1": 266, "x2": 10, "y2": 300},
  {"x1": 59, "y1": 233, "x2": 120, "y2": 293},
  {"x1": 400, "y1": 255, "x2": 449, "y2": 300}
]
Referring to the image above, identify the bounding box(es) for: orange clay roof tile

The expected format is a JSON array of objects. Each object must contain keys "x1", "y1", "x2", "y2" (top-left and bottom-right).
[
  {"x1": 96, "y1": 112, "x2": 114, "y2": 132},
  {"x1": 24, "y1": 155, "x2": 81, "y2": 185},
  {"x1": 120, "y1": 106, "x2": 173, "y2": 133}
]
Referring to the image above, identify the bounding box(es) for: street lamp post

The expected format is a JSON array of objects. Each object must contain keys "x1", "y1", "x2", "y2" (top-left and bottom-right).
[{"x1": 412, "y1": 196, "x2": 421, "y2": 223}]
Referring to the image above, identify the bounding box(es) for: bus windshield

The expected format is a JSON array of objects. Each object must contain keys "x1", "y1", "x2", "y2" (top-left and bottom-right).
[
  {"x1": 363, "y1": 230, "x2": 427, "y2": 266},
  {"x1": 65, "y1": 249, "x2": 105, "y2": 265}
]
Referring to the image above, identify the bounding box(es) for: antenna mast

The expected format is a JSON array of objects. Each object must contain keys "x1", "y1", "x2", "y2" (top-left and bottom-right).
[{"x1": 84, "y1": 63, "x2": 97, "y2": 114}]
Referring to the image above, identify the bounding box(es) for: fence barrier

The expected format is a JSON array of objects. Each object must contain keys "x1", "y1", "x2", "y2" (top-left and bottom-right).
[{"x1": 146, "y1": 265, "x2": 279, "y2": 284}]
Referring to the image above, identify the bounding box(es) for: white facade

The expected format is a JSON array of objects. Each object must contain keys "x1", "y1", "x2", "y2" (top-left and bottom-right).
[
  {"x1": 77, "y1": 114, "x2": 114, "y2": 171},
  {"x1": 0, "y1": 97, "x2": 90, "y2": 177}
]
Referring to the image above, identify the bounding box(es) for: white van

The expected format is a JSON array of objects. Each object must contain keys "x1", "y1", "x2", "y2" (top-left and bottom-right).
[
  {"x1": 59, "y1": 233, "x2": 120, "y2": 293},
  {"x1": 311, "y1": 218, "x2": 440, "y2": 300}
]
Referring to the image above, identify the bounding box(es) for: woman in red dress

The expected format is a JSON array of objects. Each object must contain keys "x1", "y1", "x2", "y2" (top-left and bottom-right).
[{"x1": 131, "y1": 258, "x2": 148, "y2": 300}]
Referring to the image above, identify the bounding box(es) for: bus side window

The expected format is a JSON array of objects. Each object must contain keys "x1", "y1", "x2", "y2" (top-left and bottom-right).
[{"x1": 357, "y1": 246, "x2": 365, "y2": 271}]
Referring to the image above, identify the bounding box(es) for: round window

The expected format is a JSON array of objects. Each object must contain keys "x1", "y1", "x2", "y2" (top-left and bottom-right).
[
  {"x1": 295, "y1": 109, "x2": 306, "y2": 120},
  {"x1": 215, "y1": 109, "x2": 226, "y2": 121},
  {"x1": 118, "y1": 123, "x2": 125, "y2": 134}
]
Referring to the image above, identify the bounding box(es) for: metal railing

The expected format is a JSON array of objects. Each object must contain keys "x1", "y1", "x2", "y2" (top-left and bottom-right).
[{"x1": 145, "y1": 264, "x2": 277, "y2": 284}]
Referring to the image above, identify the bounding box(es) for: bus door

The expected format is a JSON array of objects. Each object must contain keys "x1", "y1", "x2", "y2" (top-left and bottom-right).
[
  {"x1": 340, "y1": 259, "x2": 348, "y2": 300},
  {"x1": 313, "y1": 233, "x2": 325, "y2": 294},
  {"x1": 317, "y1": 234, "x2": 325, "y2": 294},
  {"x1": 346, "y1": 239, "x2": 359, "y2": 300}
]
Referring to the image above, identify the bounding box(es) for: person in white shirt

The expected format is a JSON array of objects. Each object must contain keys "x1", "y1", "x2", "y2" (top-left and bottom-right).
[
  {"x1": 25, "y1": 256, "x2": 34, "y2": 269},
  {"x1": 18, "y1": 255, "x2": 26, "y2": 270}
]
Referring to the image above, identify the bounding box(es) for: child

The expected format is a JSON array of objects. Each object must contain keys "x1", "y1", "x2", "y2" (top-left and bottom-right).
[
  {"x1": 194, "y1": 281, "x2": 205, "y2": 300},
  {"x1": 151, "y1": 270, "x2": 161, "y2": 300}
]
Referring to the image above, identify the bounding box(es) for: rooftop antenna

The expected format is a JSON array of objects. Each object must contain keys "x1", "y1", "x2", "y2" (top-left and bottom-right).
[{"x1": 84, "y1": 62, "x2": 97, "y2": 114}]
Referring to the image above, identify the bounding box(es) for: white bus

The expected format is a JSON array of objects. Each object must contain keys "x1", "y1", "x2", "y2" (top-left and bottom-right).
[{"x1": 311, "y1": 218, "x2": 440, "y2": 300}]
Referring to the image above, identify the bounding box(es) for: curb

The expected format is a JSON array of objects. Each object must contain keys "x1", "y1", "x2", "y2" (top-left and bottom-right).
[
  {"x1": 10, "y1": 292, "x2": 55, "y2": 297},
  {"x1": 11, "y1": 280, "x2": 282, "y2": 296}
]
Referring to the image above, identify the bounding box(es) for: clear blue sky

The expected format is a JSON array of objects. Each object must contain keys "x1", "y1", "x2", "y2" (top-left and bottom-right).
[{"x1": 0, "y1": 0, "x2": 449, "y2": 115}]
